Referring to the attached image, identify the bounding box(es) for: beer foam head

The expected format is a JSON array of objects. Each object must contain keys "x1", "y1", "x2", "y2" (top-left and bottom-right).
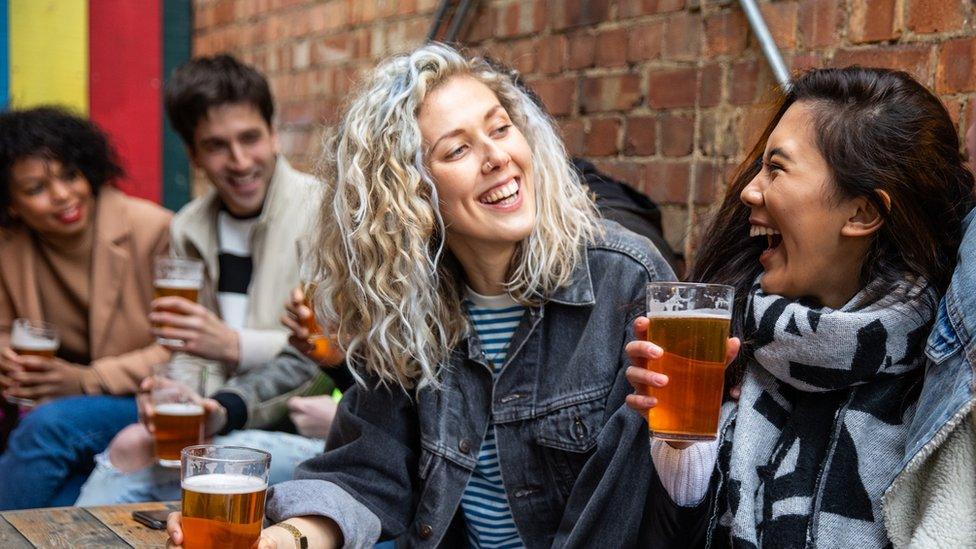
[
  {"x1": 182, "y1": 473, "x2": 267, "y2": 493},
  {"x1": 155, "y1": 402, "x2": 204, "y2": 416},
  {"x1": 10, "y1": 331, "x2": 58, "y2": 351},
  {"x1": 155, "y1": 278, "x2": 203, "y2": 290},
  {"x1": 646, "y1": 309, "x2": 730, "y2": 319}
]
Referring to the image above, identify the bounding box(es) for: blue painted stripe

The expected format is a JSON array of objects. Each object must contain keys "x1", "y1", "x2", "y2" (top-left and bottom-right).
[{"x1": 0, "y1": 0, "x2": 7, "y2": 109}]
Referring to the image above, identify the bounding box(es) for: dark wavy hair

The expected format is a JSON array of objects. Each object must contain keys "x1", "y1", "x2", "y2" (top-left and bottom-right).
[
  {"x1": 0, "y1": 106, "x2": 124, "y2": 227},
  {"x1": 691, "y1": 67, "x2": 975, "y2": 380},
  {"x1": 164, "y1": 54, "x2": 274, "y2": 149}
]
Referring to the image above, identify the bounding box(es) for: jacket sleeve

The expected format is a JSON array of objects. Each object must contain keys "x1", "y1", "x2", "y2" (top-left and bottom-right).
[
  {"x1": 266, "y1": 380, "x2": 421, "y2": 545},
  {"x1": 80, "y1": 212, "x2": 175, "y2": 395},
  {"x1": 212, "y1": 344, "x2": 334, "y2": 430},
  {"x1": 236, "y1": 327, "x2": 289, "y2": 373}
]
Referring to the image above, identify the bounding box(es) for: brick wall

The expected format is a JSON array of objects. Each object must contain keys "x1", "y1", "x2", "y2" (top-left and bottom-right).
[{"x1": 193, "y1": 0, "x2": 976, "y2": 265}]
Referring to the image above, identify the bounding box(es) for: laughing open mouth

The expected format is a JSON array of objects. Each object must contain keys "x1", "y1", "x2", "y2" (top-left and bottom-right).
[
  {"x1": 479, "y1": 178, "x2": 520, "y2": 206},
  {"x1": 750, "y1": 225, "x2": 782, "y2": 253}
]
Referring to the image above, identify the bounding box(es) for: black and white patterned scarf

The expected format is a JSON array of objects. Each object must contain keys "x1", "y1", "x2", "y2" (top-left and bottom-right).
[{"x1": 713, "y1": 276, "x2": 935, "y2": 548}]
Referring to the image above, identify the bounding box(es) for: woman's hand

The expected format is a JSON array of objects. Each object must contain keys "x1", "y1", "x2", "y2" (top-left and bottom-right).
[
  {"x1": 150, "y1": 297, "x2": 241, "y2": 364},
  {"x1": 281, "y1": 287, "x2": 344, "y2": 367},
  {"x1": 136, "y1": 376, "x2": 227, "y2": 437},
  {"x1": 167, "y1": 513, "x2": 341, "y2": 548},
  {"x1": 623, "y1": 316, "x2": 740, "y2": 448},
  {"x1": 0, "y1": 347, "x2": 85, "y2": 400}
]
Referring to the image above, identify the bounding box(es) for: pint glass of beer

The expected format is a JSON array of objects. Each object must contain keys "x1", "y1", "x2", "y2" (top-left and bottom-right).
[
  {"x1": 6, "y1": 319, "x2": 60, "y2": 407},
  {"x1": 153, "y1": 257, "x2": 205, "y2": 346},
  {"x1": 151, "y1": 362, "x2": 206, "y2": 467},
  {"x1": 181, "y1": 445, "x2": 270, "y2": 549},
  {"x1": 645, "y1": 282, "x2": 734, "y2": 441}
]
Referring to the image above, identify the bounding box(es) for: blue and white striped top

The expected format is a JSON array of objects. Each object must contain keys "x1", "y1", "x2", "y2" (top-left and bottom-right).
[{"x1": 460, "y1": 288, "x2": 526, "y2": 549}]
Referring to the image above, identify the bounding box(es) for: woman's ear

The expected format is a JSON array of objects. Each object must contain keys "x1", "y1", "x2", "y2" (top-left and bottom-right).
[{"x1": 841, "y1": 190, "x2": 890, "y2": 238}]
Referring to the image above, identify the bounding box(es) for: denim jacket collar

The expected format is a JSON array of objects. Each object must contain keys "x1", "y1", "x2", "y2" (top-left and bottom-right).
[{"x1": 944, "y1": 208, "x2": 976, "y2": 357}]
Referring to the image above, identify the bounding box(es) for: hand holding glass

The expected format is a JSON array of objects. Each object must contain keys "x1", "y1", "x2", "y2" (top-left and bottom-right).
[
  {"x1": 180, "y1": 445, "x2": 270, "y2": 549},
  {"x1": 153, "y1": 257, "x2": 205, "y2": 346},
  {"x1": 151, "y1": 362, "x2": 206, "y2": 467},
  {"x1": 644, "y1": 282, "x2": 733, "y2": 441},
  {"x1": 6, "y1": 319, "x2": 60, "y2": 407}
]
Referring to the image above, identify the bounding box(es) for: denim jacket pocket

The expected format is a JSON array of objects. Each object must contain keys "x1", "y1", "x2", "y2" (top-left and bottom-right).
[
  {"x1": 926, "y1": 299, "x2": 961, "y2": 365},
  {"x1": 534, "y1": 397, "x2": 604, "y2": 501}
]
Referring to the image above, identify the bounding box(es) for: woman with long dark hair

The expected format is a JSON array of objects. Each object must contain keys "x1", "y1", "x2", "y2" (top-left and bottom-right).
[{"x1": 619, "y1": 67, "x2": 975, "y2": 547}]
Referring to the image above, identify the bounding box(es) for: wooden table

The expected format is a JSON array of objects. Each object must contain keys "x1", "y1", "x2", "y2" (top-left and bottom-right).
[{"x1": 0, "y1": 501, "x2": 176, "y2": 548}]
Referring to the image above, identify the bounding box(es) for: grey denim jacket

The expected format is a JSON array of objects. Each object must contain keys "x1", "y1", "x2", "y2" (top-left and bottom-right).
[{"x1": 265, "y1": 220, "x2": 675, "y2": 548}]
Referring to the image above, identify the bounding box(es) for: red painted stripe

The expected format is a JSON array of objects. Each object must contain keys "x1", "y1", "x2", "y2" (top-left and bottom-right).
[{"x1": 89, "y1": 0, "x2": 162, "y2": 203}]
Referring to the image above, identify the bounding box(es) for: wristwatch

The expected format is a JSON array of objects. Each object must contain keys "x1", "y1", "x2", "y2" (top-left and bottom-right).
[{"x1": 273, "y1": 522, "x2": 308, "y2": 549}]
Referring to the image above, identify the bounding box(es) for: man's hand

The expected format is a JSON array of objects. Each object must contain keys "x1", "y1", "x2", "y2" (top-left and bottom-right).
[
  {"x1": 287, "y1": 395, "x2": 338, "y2": 439},
  {"x1": 137, "y1": 376, "x2": 227, "y2": 437},
  {"x1": 0, "y1": 347, "x2": 85, "y2": 400},
  {"x1": 151, "y1": 297, "x2": 240, "y2": 363}
]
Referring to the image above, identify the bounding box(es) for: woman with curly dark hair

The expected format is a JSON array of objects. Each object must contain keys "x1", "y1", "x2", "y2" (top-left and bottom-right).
[{"x1": 0, "y1": 106, "x2": 173, "y2": 510}]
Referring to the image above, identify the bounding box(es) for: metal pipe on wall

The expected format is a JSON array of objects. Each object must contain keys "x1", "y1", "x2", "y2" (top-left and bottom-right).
[{"x1": 738, "y1": 0, "x2": 791, "y2": 91}]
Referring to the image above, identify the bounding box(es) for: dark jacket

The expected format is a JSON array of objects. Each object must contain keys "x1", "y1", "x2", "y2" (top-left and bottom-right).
[{"x1": 265, "y1": 219, "x2": 676, "y2": 547}]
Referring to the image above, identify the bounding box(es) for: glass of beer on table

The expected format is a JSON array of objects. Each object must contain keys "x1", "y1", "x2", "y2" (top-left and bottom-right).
[
  {"x1": 151, "y1": 362, "x2": 205, "y2": 467},
  {"x1": 181, "y1": 445, "x2": 270, "y2": 549},
  {"x1": 153, "y1": 257, "x2": 204, "y2": 346},
  {"x1": 644, "y1": 282, "x2": 734, "y2": 441},
  {"x1": 6, "y1": 319, "x2": 60, "y2": 407}
]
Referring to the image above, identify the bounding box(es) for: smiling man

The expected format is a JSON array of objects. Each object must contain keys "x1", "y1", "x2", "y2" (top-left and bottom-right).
[{"x1": 158, "y1": 54, "x2": 317, "y2": 374}]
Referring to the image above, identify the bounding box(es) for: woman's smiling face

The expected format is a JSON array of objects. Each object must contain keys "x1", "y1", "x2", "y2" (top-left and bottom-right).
[
  {"x1": 418, "y1": 76, "x2": 535, "y2": 258},
  {"x1": 740, "y1": 101, "x2": 875, "y2": 307}
]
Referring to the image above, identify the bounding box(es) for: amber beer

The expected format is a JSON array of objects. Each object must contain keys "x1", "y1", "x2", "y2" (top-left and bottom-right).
[
  {"x1": 153, "y1": 402, "x2": 204, "y2": 463},
  {"x1": 153, "y1": 279, "x2": 201, "y2": 302},
  {"x1": 645, "y1": 282, "x2": 733, "y2": 441},
  {"x1": 181, "y1": 446, "x2": 271, "y2": 549},
  {"x1": 153, "y1": 257, "x2": 204, "y2": 346},
  {"x1": 7, "y1": 319, "x2": 60, "y2": 407},
  {"x1": 645, "y1": 313, "x2": 730, "y2": 440},
  {"x1": 302, "y1": 282, "x2": 342, "y2": 364},
  {"x1": 181, "y1": 474, "x2": 267, "y2": 549}
]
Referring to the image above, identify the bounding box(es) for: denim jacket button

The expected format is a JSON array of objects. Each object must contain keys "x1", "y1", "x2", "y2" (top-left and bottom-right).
[
  {"x1": 458, "y1": 439, "x2": 472, "y2": 454},
  {"x1": 419, "y1": 523, "x2": 434, "y2": 539}
]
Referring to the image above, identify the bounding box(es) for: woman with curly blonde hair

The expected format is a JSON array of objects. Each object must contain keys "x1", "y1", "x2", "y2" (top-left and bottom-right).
[{"x1": 167, "y1": 43, "x2": 675, "y2": 548}]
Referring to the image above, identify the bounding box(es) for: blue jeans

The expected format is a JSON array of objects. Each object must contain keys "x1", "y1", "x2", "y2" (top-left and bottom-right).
[
  {"x1": 0, "y1": 395, "x2": 137, "y2": 510},
  {"x1": 76, "y1": 429, "x2": 325, "y2": 505}
]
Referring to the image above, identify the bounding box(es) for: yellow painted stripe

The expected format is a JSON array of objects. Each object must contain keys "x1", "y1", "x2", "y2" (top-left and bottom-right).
[{"x1": 9, "y1": 0, "x2": 88, "y2": 113}]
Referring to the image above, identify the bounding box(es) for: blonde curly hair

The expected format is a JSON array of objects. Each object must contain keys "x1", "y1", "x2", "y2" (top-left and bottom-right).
[{"x1": 310, "y1": 43, "x2": 600, "y2": 389}]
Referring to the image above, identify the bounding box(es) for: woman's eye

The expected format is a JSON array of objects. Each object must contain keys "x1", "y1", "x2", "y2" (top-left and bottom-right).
[
  {"x1": 492, "y1": 124, "x2": 511, "y2": 137},
  {"x1": 25, "y1": 184, "x2": 45, "y2": 195},
  {"x1": 446, "y1": 145, "x2": 466, "y2": 159}
]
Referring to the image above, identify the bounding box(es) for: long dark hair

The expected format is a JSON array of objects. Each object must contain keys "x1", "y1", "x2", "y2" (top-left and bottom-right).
[{"x1": 692, "y1": 67, "x2": 974, "y2": 373}]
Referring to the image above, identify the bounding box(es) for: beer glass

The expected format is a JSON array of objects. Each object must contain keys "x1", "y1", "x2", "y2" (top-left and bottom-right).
[
  {"x1": 6, "y1": 319, "x2": 60, "y2": 407},
  {"x1": 645, "y1": 282, "x2": 734, "y2": 441},
  {"x1": 151, "y1": 362, "x2": 206, "y2": 467},
  {"x1": 153, "y1": 257, "x2": 204, "y2": 346},
  {"x1": 181, "y1": 445, "x2": 270, "y2": 549},
  {"x1": 301, "y1": 281, "x2": 339, "y2": 363}
]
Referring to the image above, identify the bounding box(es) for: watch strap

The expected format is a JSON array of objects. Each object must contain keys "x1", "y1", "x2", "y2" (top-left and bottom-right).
[{"x1": 273, "y1": 521, "x2": 308, "y2": 549}]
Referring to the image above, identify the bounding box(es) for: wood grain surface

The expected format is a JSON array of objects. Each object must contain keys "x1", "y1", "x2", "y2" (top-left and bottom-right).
[{"x1": 1, "y1": 502, "x2": 176, "y2": 548}]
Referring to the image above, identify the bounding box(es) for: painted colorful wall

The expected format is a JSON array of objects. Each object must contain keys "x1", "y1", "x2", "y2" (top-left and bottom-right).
[{"x1": 0, "y1": 0, "x2": 192, "y2": 210}]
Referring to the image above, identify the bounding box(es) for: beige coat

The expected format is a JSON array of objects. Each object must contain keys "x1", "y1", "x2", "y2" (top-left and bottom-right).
[
  {"x1": 0, "y1": 187, "x2": 172, "y2": 394},
  {"x1": 168, "y1": 156, "x2": 318, "y2": 386}
]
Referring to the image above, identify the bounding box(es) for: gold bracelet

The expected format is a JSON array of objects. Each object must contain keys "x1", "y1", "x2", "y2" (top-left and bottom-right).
[{"x1": 273, "y1": 522, "x2": 308, "y2": 549}]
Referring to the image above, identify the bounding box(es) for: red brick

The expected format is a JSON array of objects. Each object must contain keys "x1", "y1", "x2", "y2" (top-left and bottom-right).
[
  {"x1": 799, "y1": 0, "x2": 839, "y2": 49},
  {"x1": 627, "y1": 21, "x2": 664, "y2": 63},
  {"x1": 624, "y1": 116, "x2": 657, "y2": 156},
  {"x1": 648, "y1": 67, "x2": 697, "y2": 109},
  {"x1": 465, "y1": 5, "x2": 495, "y2": 43},
  {"x1": 567, "y1": 32, "x2": 596, "y2": 70},
  {"x1": 759, "y1": 2, "x2": 798, "y2": 51},
  {"x1": 552, "y1": 0, "x2": 611, "y2": 31},
  {"x1": 664, "y1": 12, "x2": 700, "y2": 61},
  {"x1": 908, "y1": 0, "x2": 964, "y2": 33},
  {"x1": 396, "y1": 0, "x2": 419, "y2": 16},
  {"x1": 790, "y1": 52, "x2": 824, "y2": 73},
  {"x1": 617, "y1": 0, "x2": 686, "y2": 17},
  {"x1": 559, "y1": 118, "x2": 586, "y2": 156},
  {"x1": 937, "y1": 38, "x2": 976, "y2": 93},
  {"x1": 538, "y1": 35, "x2": 568, "y2": 75},
  {"x1": 834, "y1": 45, "x2": 932, "y2": 84},
  {"x1": 700, "y1": 64, "x2": 722, "y2": 107},
  {"x1": 313, "y1": 34, "x2": 356, "y2": 65},
  {"x1": 699, "y1": 110, "x2": 739, "y2": 157},
  {"x1": 942, "y1": 95, "x2": 962, "y2": 127},
  {"x1": 530, "y1": 77, "x2": 577, "y2": 116},
  {"x1": 506, "y1": 38, "x2": 538, "y2": 75},
  {"x1": 213, "y1": 0, "x2": 236, "y2": 26},
  {"x1": 730, "y1": 59, "x2": 759, "y2": 105},
  {"x1": 596, "y1": 28, "x2": 629, "y2": 67},
  {"x1": 660, "y1": 114, "x2": 694, "y2": 157},
  {"x1": 496, "y1": 1, "x2": 542, "y2": 38},
  {"x1": 704, "y1": 10, "x2": 748, "y2": 57},
  {"x1": 580, "y1": 74, "x2": 642, "y2": 113},
  {"x1": 560, "y1": 119, "x2": 586, "y2": 157},
  {"x1": 694, "y1": 161, "x2": 724, "y2": 205},
  {"x1": 849, "y1": 0, "x2": 901, "y2": 43},
  {"x1": 597, "y1": 162, "x2": 642, "y2": 189},
  {"x1": 586, "y1": 118, "x2": 622, "y2": 156},
  {"x1": 643, "y1": 161, "x2": 691, "y2": 205}
]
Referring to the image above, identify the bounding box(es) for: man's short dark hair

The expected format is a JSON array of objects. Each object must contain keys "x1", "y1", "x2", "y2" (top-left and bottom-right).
[
  {"x1": 164, "y1": 54, "x2": 274, "y2": 149},
  {"x1": 0, "y1": 106, "x2": 124, "y2": 227}
]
